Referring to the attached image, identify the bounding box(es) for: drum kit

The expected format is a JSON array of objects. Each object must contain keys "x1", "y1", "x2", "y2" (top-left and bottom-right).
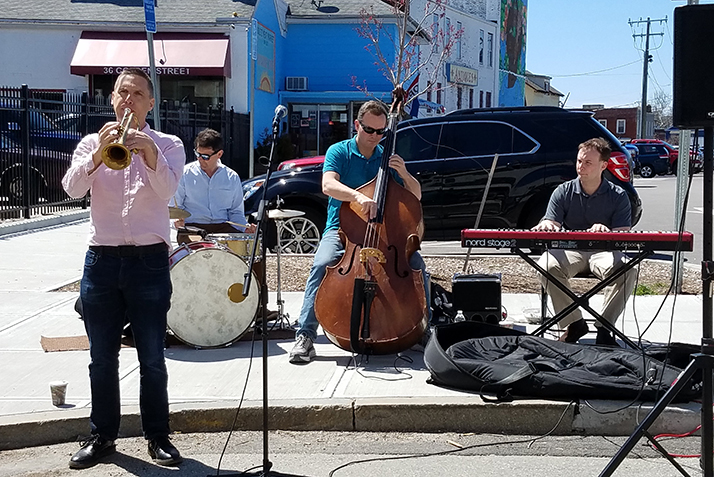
[{"x1": 165, "y1": 206, "x2": 305, "y2": 349}]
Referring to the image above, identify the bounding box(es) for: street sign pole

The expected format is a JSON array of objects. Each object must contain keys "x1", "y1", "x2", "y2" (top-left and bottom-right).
[
  {"x1": 249, "y1": 18, "x2": 257, "y2": 178},
  {"x1": 144, "y1": 0, "x2": 161, "y2": 131}
]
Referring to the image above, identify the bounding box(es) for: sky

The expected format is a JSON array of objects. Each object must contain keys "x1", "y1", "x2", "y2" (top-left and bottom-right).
[{"x1": 525, "y1": 0, "x2": 714, "y2": 109}]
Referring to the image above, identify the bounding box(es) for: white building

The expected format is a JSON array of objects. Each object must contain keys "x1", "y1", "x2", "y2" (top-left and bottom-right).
[{"x1": 410, "y1": 0, "x2": 500, "y2": 116}]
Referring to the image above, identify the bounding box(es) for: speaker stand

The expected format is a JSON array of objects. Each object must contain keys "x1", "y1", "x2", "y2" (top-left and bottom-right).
[{"x1": 600, "y1": 127, "x2": 714, "y2": 476}]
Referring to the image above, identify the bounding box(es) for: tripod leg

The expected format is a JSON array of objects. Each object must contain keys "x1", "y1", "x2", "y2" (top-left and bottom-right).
[
  {"x1": 643, "y1": 430, "x2": 692, "y2": 477},
  {"x1": 600, "y1": 357, "x2": 701, "y2": 477}
]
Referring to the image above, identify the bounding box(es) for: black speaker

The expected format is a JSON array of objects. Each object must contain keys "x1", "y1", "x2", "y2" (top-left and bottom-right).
[
  {"x1": 451, "y1": 274, "x2": 501, "y2": 324},
  {"x1": 673, "y1": 4, "x2": 714, "y2": 128}
]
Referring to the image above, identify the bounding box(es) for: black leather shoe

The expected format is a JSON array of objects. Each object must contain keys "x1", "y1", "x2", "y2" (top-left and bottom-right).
[
  {"x1": 68, "y1": 435, "x2": 116, "y2": 469},
  {"x1": 595, "y1": 328, "x2": 619, "y2": 347},
  {"x1": 148, "y1": 436, "x2": 183, "y2": 466},
  {"x1": 558, "y1": 319, "x2": 589, "y2": 343}
]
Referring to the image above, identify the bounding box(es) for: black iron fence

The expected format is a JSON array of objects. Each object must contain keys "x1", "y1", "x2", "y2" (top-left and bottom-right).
[{"x1": 0, "y1": 84, "x2": 250, "y2": 220}]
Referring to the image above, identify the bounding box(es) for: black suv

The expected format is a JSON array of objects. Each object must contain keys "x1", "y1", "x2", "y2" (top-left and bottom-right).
[{"x1": 243, "y1": 106, "x2": 642, "y2": 253}]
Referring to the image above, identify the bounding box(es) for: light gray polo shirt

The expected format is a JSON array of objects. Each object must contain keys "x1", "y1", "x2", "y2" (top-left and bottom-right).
[{"x1": 544, "y1": 178, "x2": 631, "y2": 230}]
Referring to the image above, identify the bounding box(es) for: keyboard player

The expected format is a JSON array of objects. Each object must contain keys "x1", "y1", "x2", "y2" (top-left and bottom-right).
[{"x1": 531, "y1": 137, "x2": 636, "y2": 346}]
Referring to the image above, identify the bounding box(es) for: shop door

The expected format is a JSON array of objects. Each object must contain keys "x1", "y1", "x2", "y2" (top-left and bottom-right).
[{"x1": 289, "y1": 104, "x2": 350, "y2": 157}]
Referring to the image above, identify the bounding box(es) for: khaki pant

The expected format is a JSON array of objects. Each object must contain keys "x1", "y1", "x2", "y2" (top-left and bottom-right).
[{"x1": 537, "y1": 250, "x2": 636, "y2": 329}]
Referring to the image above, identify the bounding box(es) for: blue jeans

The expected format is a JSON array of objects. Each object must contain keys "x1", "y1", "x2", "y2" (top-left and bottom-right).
[
  {"x1": 80, "y1": 246, "x2": 172, "y2": 440},
  {"x1": 296, "y1": 229, "x2": 431, "y2": 340}
]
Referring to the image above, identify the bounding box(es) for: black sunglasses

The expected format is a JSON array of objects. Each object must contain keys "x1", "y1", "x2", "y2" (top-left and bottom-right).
[
  {"x1": 194, "y1": 149, "x2": 218, "y2": 161},
  {"x1": 359, "y1": 121, "x2": 387, "y2": 135}
]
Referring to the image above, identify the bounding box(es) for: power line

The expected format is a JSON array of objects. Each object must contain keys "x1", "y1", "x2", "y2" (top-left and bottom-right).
[{"x1": 546, "y1": 60, "x2": 641, "y2": 78}]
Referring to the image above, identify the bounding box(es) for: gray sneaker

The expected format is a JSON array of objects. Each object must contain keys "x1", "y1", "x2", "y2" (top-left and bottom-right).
[{"x1": 289, "y1": 334, "x2": 316, "y2": 364}]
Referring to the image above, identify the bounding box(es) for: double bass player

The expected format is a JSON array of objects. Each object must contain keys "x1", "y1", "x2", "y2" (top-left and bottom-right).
[{"x1": 289, "y1": 100, "x2": 429, "y2": 364}]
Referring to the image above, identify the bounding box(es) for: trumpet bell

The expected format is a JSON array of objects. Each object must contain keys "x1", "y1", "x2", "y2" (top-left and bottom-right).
[
  {"x1": 101, "y1": 143, "x2": 132, "y2": 170},
  {"x1": 101, "y1": 108, "x2": 136, "y2": 170}
]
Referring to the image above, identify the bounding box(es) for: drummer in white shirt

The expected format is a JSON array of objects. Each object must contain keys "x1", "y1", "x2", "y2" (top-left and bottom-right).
[{"x1": 174, "y1": 128, "x2": 256, "y2": 244}]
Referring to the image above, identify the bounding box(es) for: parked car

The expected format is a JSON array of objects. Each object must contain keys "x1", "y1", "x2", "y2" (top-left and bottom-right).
[
  {"x1": 0, "y1": 132, "x2": 71, "y2": 205},
  {"x1": 0, "y1": 103, "x2": 82, "y2": 153},
  {"x1": 631, "y1": 143, "x2": 672, "y2": 178},
  {"x1": 622, "y1": 143, "x2": 639, "y2": 171},
  {"x1": 687, "y1": 145, "x2": 704, "y2": 173},
  {"x1": 630, "y1": 139, "x2": 696, "y2": 174},
  {"x1": 277, "y1": 156, "x2": 326, "y2": 171},
  {"x1": 243, "y1": 106, "x2": 641, "y2": 253},
  {"x1": 55, "y1": 112, "x2": 116, "y2": 136}
]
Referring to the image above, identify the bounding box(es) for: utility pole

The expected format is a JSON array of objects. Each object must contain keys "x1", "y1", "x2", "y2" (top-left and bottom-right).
[{"x1": 629, "y1": 17, "x2": 666, "y2": 139}]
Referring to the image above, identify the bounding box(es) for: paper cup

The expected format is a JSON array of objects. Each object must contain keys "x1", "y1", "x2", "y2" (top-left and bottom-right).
[{"x1": 49, "y1": 381, "x2": 68, "y2": 406}]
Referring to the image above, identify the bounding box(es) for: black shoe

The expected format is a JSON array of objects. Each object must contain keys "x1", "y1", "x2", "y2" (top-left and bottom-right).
[
  {"x1": 148, "y1": 436, "x2": 183, "y2": 466},
  {"x1": 595, "y1": 328, "x2": 619, "y2": 347},
  {"x1": 68, "y1": 435, "x2": 116, "y2": 469},
  {"x1": 558, "y1": 319, "x2": 589, "y2": 343}
]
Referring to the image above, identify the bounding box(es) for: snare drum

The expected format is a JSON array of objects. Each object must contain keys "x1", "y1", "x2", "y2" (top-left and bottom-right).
[
  {"x1": 167, "y1": 242, "x2": 259, "y2": 348},
  {"x1": 205, "y1": 233, "x2": 261, "y2": 258}
]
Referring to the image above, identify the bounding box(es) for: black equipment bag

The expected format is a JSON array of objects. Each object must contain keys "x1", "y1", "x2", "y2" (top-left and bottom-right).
[{"x1": 424, "y1": 322, "x2": 697, "y2": 402}]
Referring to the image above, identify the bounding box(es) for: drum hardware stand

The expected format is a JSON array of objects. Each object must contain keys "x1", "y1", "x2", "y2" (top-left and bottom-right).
[
  {"x1": 217, "y1": 106, "x2": 288, "y2": 477},
  {"x1": 269, "y1": 208, "x2": 306, "y2": 329},
  {"x1": 600, "y1": 127, "x2": 714, "y2": 477}
]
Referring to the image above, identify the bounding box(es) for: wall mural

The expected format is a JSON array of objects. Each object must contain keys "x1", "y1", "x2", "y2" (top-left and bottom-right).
[{"x1": 499, "y1": 0, "x2": 527, "y2": 106}]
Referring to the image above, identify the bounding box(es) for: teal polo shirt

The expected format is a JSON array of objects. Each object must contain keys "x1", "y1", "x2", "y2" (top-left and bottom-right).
[{"x1": 323, "y1": 137, "x2": 402, "y2": 232}]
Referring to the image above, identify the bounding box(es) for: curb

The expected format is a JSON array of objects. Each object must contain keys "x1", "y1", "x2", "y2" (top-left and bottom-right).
[
  {"x1": 0, "y1": 209, "x2": 89, "y2": 237},
  {"x1": 0, "y1": 397, "x2": 701, "y2": 450}
]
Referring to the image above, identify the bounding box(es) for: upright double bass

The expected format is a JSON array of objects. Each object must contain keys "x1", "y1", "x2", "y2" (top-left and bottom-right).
[{"x1": 314, "y1": 89, "x2": 428, "y2": 355}]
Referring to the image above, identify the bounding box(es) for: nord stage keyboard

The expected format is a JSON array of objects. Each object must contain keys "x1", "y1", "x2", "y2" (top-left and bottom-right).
[{"x1": 460, "y1": 229, "x2": 694, "y2": 252}]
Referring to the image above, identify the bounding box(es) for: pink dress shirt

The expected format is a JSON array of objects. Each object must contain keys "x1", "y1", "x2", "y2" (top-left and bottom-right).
[{"x1": 62, "y1": 124, "x2": 186, "y2": 247}]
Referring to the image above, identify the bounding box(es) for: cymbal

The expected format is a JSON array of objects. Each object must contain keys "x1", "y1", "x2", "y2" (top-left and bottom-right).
[
  {"x1": 268, "y1": 209, "x2": 305, "y2": 220},
  {"x1": 168, "y1": 206, "x2": 191, "y2": 219}
]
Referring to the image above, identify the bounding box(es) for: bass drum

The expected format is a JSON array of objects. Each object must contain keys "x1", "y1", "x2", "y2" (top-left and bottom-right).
[{"x1": 167, "y1": 242, "x2": 259, "y2": 348}]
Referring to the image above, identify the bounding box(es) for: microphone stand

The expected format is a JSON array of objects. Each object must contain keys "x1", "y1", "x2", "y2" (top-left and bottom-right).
[{"x1": 220, "y1": 110, "x2": 283, "y2": 477}]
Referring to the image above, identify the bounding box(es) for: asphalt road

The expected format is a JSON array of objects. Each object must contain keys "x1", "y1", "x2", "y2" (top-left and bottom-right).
[
  {"x1": 633, "y1": 174, "x2": 705, "y2": 264},
  {"x1": 0, "y1": 431, "x2": 702, "y2": 477}
]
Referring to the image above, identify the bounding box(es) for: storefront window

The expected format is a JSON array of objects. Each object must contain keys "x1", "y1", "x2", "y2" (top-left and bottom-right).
[
  {"x1": 89, "y1": 75, "x2": 224, "y2": 108},
  {"x1": 288, "y1": 103, "x2": 351, "y2": 157}
]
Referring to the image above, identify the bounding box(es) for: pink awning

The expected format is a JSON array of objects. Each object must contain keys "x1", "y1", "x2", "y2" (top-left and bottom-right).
[{"x1": 70, "y1": 32, "x2": 230, "y2": 77}]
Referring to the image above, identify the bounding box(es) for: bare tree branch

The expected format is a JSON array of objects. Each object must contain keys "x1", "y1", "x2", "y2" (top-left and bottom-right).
[{"x1": 354, "y1": 0, "x2": 463, "y2": 106}]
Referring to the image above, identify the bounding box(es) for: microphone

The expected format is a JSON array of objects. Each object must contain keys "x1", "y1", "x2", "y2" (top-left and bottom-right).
[{"x1": 273, "y1": 105, "x2": 288, "y2": 127}]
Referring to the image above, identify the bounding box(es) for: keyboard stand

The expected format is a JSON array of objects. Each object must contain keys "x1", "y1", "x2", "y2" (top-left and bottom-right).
[{"x1": 513, "y1": 247, "x2": 652, "y2": 350}]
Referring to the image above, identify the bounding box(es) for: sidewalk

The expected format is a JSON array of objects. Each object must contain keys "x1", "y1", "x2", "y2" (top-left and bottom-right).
[{"x1": 0, "y1": 212, "x2": 705, "y2": 450}]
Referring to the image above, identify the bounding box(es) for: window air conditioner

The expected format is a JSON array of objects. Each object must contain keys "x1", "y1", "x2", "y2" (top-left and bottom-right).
[{"x1": 286, "y1": 77, "x2": 308, "y2": 91}]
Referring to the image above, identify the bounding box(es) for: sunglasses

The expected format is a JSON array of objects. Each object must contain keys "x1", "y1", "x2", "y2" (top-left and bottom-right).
[
  {"x1": 194, "y1": 149, "x2": 218, "y2": 161},
  {"x1": 359, "y1": 122, "x2": 387, "y2": 135}
]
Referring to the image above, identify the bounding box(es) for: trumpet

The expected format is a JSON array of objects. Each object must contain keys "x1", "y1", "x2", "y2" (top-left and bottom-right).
[{"x1": 101, "y1": 108, "x2": 138, "y2": 170}]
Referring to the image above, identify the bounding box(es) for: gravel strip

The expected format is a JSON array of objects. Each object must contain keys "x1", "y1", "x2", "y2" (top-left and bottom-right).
[{"x1": 57, "y1": 254, "x2": 701, "y2": 295}]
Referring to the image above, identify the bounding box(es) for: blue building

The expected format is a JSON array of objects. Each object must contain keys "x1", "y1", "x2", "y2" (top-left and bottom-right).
[{"x1": 279, "y1": 0, "x2": 397, "y2": 157}]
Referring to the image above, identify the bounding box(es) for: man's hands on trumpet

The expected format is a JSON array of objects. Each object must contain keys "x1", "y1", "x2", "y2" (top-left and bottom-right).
[
  {"x1": 92, "y1": 120, "x2": 159, "y2": 172},
  {"x1": 123, "y1": 128, "x2": 159, "y2": 169}
]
